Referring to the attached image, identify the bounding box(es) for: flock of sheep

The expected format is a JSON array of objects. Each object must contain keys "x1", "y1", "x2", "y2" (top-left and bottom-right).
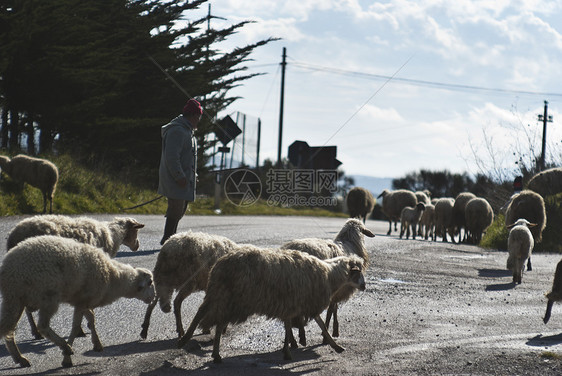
[
  {"x1": 2, "y1": 153, "x2": 562, "y2": 369},
  {"x1": 0, "y1": 212, "x2": 372, "y2": 368},
  {"x1": 345, "y1": 168, "x2": 562, "y2": 326}
]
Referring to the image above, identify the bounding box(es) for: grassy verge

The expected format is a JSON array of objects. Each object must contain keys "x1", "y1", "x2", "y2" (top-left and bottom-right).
[
  {"x1": 0, "y1": 154, "x2": 346, "y2": 218},
  {"x1": 480, "y1": 194, "x2": 562, "y2": 253}
]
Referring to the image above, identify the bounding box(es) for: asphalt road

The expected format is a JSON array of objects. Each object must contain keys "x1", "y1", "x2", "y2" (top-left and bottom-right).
[{"x1": 0, "y1": 214, "x2": 562, "y2": 375}]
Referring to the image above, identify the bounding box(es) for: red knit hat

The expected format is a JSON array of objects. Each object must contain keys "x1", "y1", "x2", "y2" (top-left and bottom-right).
[{"x1": 183, "y1": 99, "x2": 203, "y2": 116}]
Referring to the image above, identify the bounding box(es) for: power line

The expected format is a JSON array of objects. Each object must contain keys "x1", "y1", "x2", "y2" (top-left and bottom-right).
[{"x1": 289, "y1": 61, "x2": 562, "y2": 98}]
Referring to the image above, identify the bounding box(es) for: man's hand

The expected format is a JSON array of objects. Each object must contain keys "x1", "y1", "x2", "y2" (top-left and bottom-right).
[{"x1": 177, "y1": 177, "x2": 188, "y2": 188}]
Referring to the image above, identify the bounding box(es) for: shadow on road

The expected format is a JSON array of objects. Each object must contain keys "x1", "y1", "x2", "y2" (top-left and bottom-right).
[
  {"x1": 485, "y1": 282, "x2": 516, "y2": 291},
  {"x1": 115, "y1": 249, "x2": 159, "y2": 258},
  {"x1": 526, "y1": 333, "x2": 562, "y2": 347},
  {"x1": 478, "y1": 268, "x2": 512, "y2": 278}
]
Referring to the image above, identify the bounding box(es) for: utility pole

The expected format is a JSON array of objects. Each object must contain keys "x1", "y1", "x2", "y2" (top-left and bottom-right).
[
  {"x1": 277, "y1": 47, "x2": 287, "y2": 166},
  {"x1": 256, "y1": 118, "x2": 261, "y2": 170},
  {"x1": 537, "y1": 100, "x2": 553, "y2": 171}
]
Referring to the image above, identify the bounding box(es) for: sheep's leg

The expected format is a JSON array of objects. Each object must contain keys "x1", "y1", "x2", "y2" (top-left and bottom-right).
[
  {"x1": 297, "y1": 322, "x2": 306, "y2": 346},
  {"x1": 4, "y1": 332, "x2": 31, "y2": 368},
  {"x1": 282, "y1": 320, "x2": 294, "y2": 360},
  {"x1": 178, "y1": 302, "x2": 207, "y2": 348},
  {"x1": 386, "y1": 220, "x2": 392, "y2": 236},
  {"x1": 527, "y1": 257, "x2": 532, "y2": 271},
  {"x1": 42, "y1": 192, "x2": 47, "y2": 214},
  {"x1": 1, "y1": 302, "x2": 31, "y2": 367},
  {"x1": 544, "y1": 300, "x2": 554, "y2": 324},
  {"x1": 174, "y1": 285, "x2": 195, "y2": 338},
  {"x1": 83, "y1": 309, "x2": 103, "y2": 352},
  {"x1": 212, "y1": 323, "x2": 226, "y2": 363},
  {"x1": 140, "y1": 297, "x2": 158, "y2": 339},
  {"x1": 25, "y1": 308, "x2": 43, "y2": 339},
  {"x1": 67, "y1": 309, "x2": 84, "y2": 346},
  {"x1": 290, "y1": 316, "x2": 306, "y2": 346},
  {"x1": 332, "y1": 306, "x2": 340, "y2": 337},
  {"x1": 313, "y1": 315, "x2": 344, "y2": 353},
  {"x1": 37, "y1": 306, "x2": 74, "y2": 368}
]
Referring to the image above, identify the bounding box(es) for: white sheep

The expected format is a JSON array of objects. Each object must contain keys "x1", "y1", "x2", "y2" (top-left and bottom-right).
[
  {"x1": 527, "y1": 167, "x2": 562, "y2": 198},
  {"x1": 464, "y1": 197, "x2": 494, "y2": 245},
  {"x1": 0, "y1": 235, "x2": 154, "y2": 368},
  {"x1": 452, "y1": 192, "x2": 476, "y2": 243},
  {"x1": 504, "y1": 190, "x2": 546, "y2": 244},
  {"x1": 434, "y1": 198, "x2": 455, "y2": 242},
  {"x1": 0, "y1": 154, "x2": 58, "y2": 213},
  {"x1": 177, "y1": 247, "x2": 366, "y2": 363},
  {"x1": 7, "y1": 215, "x2": 145, "y2": 257},
  {"x1": 419, "y1": 203, "x2": 435, "y2": 240},
  {"x1": 506, "y1": 218, "x2": 536, "y2": 284},
  {"x1": 377, "y1": 189, "x2": 417, "y2": 236},
  {"x1": 140, "y1": 231, "x2": 241, "y2": 339},
  {"x1": 399, "y1": 202, "x2": 425, "y2": 240},
  {"x1": 280, "y1": 218, "x2": 374, "y2": 344},
  {"x1": 346, "y1": 187, "x2": 375, "y2": 223},
  {"x1": 7, "y1": 215, "x2": 145, "y2": 339},
  {"x1": 415, "y1": 190, "x2": 431, "y2": 205},
  {"x1": 543, "y1": 258, "x2": 562, "y2": 324}
]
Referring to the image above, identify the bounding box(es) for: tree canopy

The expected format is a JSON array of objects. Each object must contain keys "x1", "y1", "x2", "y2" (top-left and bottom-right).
[{"x1": 0, "y1": 0, "x2": 276, "y2": 186}]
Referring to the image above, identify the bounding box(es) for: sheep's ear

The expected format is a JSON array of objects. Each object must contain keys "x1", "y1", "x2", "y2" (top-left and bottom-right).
[
  {"x1": 528, "y1": 223, "x2": 537, "y2": 228},
  {"x1": 506, "y1": 223, "x2": 515, "y2": 229},
  {"x1": 129, "y1": 219, "x2": 145, "y2": 229},
  {"x1": 362, "y1": 228, "x2": 375, "y2": 238}
]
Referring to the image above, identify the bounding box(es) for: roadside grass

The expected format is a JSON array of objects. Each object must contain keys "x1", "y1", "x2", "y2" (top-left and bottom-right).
[
  {"x1": 480, "y1": 194, "x2": 562, "y2": 253},
  {"x1": 0, "y1": 154, "x2": 346, "y2": 218}
]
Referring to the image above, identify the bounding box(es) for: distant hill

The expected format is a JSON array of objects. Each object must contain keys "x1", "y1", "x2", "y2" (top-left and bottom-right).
[{"x1": 348, "y1": 175, "x2": 393, "y2": 196}]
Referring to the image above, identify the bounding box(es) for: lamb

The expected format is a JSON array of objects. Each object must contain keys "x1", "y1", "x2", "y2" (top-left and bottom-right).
[
  {"x1": 434, "y1": 198, "x2": 455, "y2": 242},
  {"x1": 0, "y1": 154, "x2": 58, "y2": 213},
  {"x1": 377, "y1": 189, "x2": 417, "y2": 236},
  {"x1": 415, "y1": 190, "x2": 431, "y2": 236},
  {"x1": 346, "y1": 187, "x2": 375, "y2": 223},
  {"x1": 7, "y1": 215, "x2": 145, "y2": 339},
  {"x1": 504, "y1": 190, "x2": 546, "y2": 244},
  {"x1": 0, "y1": 235, "x2": 154, "y2": 368},
  {"x1": 419, "y1": 203, "x2": 435, "y2": 240},
  {"x1": 399, "y1": 202, "x2": 426, "y2": 240},
  {"x1": 506, "y1": 219, "x2": 536, "y2": 284},
  {"x1": 140, "y1": 231, "x2": 241, "y2": 340},
  {"x1": 527, "y1": 167, "x2": 562, "y2": 198},
  {"x1": 452, "y1": 192, "x2": 476, "y2": 243},
  {"x1": 280, "y1": 218, "x2": 374, "y2": 343},
  {"x1": 543, "y1": 258, "x2": 562, "y2": 324},
  {"x1": 464, "y1": 197, "x2": 494, "y2": 245},
  {"x1": 177, "y1": 248, "x2": 366, "y2": 363}
]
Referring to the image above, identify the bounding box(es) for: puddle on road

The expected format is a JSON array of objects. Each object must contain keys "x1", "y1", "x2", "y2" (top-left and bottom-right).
[
  {"x1": 379, "y1": 278, "x2": 408, "y2": 284},
  {"x1": 442, "y1": 254, "x2": 487, "y2": 260}
]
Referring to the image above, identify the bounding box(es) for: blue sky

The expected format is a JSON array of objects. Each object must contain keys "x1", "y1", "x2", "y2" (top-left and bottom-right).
[{"x1": 188, "y1": 0, "x2": 562, "y2": 180}]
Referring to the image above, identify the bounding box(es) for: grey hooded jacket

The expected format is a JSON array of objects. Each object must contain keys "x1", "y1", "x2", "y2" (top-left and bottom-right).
[{"x1": 157, "y1": 115, "x2": 197, "y2": 201}]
